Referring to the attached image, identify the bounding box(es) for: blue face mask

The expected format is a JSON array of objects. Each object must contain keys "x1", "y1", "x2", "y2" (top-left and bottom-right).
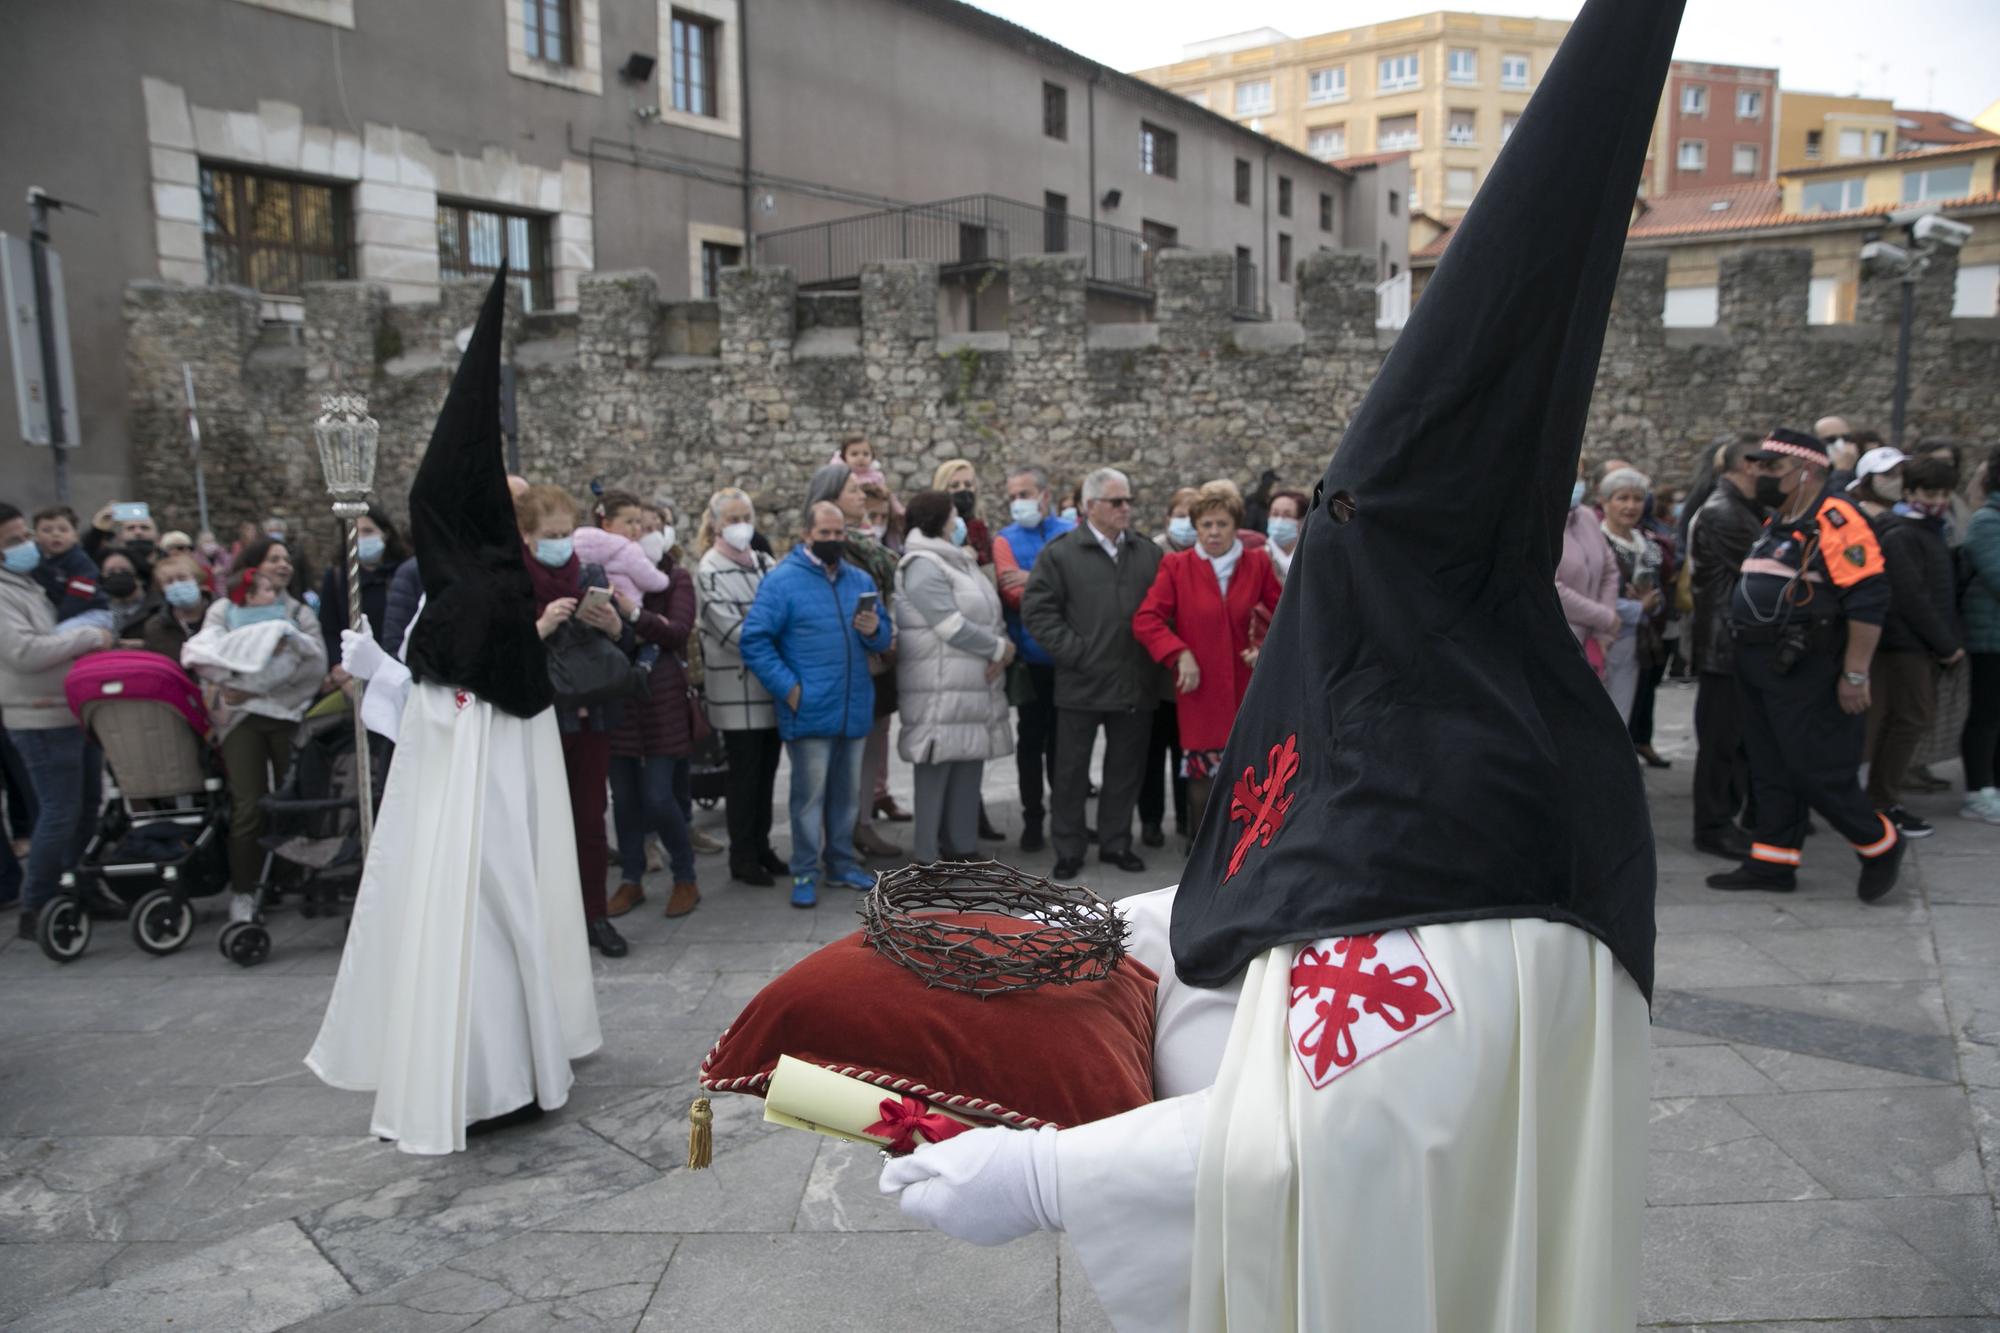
[
  {"x1": 2, "y1": 543, "x2": 41, "y2": 574},
  {"x1": 1059, "y1": 506, "x2": 1078, "y2": 524},
  {"x1": 948, "y1": 515, "x2": 969, "y2": 547},
  {"x1": 1569, "y1": 480, "x2": 1588, "y2": 511},
  {"x1": 1168, "y1": 516, "x2": 1197, "y2": 547},
  {"x1": 1266, "y1": 516, "x2": 1300, "y2": 547},
  {"x1": 226, "y1": 601, "x2": 289, "y2": 629},
  {"x1": 357, "y1": 534, "x2": 385, "y2": 564},
  {"x1": 1009, "y1": 498, "x2": 1042, "y2": 526},
  {"x1": 534, "y1": 536, "x2": 574, "y2": 568},
  {"x1": 163, "y1": 579, "x2": 203, "y2": 609}
]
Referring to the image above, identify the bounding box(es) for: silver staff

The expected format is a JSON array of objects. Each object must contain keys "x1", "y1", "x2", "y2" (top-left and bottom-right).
[{"x1": 312, "y1": 392, "x2": 380, "y2": 851}]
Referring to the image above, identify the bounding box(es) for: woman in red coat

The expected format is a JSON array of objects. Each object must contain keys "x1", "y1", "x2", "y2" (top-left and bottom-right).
[{"x1": 1131, "y1": 481, "x2": 1283, "y2": 829}]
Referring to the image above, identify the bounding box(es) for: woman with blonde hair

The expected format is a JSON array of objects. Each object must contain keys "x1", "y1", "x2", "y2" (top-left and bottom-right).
[{"x1": 933, "y1": 458, "x2": 992, "y2": 568}]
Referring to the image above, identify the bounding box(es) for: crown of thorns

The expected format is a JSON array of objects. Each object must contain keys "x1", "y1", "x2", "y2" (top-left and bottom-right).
[{"x1": 859, "y1": 860, "x2": 1128, "y2": 997}]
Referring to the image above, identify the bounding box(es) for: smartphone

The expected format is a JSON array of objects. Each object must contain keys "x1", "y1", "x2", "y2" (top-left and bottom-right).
[
  {"x1": 580, "y1": 586, "x2": 614, "y2": 615},
  {"x1": 112, "y1": 502, "x2": 152, "y2": 523},
  {"x1": 853, "y1": 590, "x2": 879, "y2": 622}
]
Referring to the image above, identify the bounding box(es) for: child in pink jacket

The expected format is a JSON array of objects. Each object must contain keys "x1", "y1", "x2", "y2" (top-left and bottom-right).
[{"x1": 573, "y1": 512, "x2": 670, "y2": 604}]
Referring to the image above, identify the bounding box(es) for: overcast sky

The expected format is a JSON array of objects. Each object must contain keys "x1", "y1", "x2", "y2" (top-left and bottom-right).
[{"x1": 969, "y1": 0, "x2": 1999, "y2": 122}]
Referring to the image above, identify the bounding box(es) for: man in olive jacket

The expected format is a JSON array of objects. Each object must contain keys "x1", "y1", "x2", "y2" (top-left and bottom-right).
[
  {"x1": 1023, "y1": 467, "x2": 1163, "y2": 880},
  {"x1": 1689, "y1": 437, "x2": 1769, "y2": 859}
]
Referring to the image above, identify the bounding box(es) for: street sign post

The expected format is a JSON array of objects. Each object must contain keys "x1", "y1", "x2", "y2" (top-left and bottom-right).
[{"x1": 3, "y1": 190, "x2": 84, "y2": 503}]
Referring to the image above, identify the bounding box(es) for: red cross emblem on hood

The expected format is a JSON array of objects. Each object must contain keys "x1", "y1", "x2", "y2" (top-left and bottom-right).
[{"x1": 1225, "y1": 733, "x2": 1301, "y2": 881}]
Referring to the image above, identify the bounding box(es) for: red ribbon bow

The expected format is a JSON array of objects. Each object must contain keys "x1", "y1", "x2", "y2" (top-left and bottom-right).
[{"x1": 864, "y1": 1095, "x2": 970, "y2": 1155}]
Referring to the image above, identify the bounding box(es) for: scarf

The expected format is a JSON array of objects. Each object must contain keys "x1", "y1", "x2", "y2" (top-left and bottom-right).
[
  {"x1": 521, "y1": 547, "x2": 583, "y2": 612},
  {"x1": 711, "y1": 538, "x2": 759, "y2": 569},
  {"x1": 1200, "y1": 538, "x2": 1245, "y2": 596}
]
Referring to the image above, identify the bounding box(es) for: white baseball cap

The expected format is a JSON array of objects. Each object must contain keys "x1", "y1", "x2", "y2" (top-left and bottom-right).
[{"x1": 1852, "y1": 446, "x2": 1908, "y2": 481}]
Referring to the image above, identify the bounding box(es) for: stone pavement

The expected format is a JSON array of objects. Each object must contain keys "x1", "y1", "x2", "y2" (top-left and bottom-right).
[{"x1": 1, "y1": 682, "x2": 1995, "y2": 1331}]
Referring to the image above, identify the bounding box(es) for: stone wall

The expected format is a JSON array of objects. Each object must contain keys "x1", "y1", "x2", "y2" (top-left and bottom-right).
[{"x1": 124, "y1": 245, "x2": 2000, "y2": 550}]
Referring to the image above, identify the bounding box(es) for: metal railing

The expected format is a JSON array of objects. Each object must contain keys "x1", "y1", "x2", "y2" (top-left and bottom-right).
[{"x1": 1376, "y1": 270, "x2": 1412, "y2": 329}]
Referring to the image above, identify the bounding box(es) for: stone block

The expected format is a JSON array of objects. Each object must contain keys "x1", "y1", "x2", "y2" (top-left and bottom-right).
[
  {"x1": 1720, "y1": 247, "x2": 1811, "y2": 333},
  {"x1": 298, "y1": 124, "x2": 334, "y2": 176},
  {"x1": 1156, "y1": 249, "x2": 1236, "y2": 351},
  {"x1": 1610, "y1": 251, "x2": 1668, "y2": 339},
  {"x1": 860, "y1": 260, "x2": 940, "y2": 347},
  {"x1": 356, "y1": 179, "x2": 435, "y2": 222},
  {"x1": 562, "y1": 158, "x2": 593, "y2": 215},
  {"x1": 191, "y1": 105, "x2": 232, "y2": 158},
  {"x1": 361, "y1": 122, "x2": 399, "y2": 182},
  {"x1": 579, "y1": 269, "x2": 661, "y2": 368},
  {"x1": 1295, "y1": 249, "x2": 1376, "y2": 345},
  {"x1": 155, "y1": 219, "x2": 204, "y2": 263},
  {"x1": 1007, "y1": 253, "x2": 1087, "y2": 358},
  {"x1": 152, "y1": 181, "x2": 202, "y2": 225},
  {"x1": 720, "y1": 265, "x2": 799, "y2": 361},
  {"x1": 330, "y1": 131, "x2": 362, "y2": 179},
  {"x1": 141, "y1": 76, "x2": 194, "y2": 150},
  {"x1": 257, "y1": 99, "x2": 302, "y2": 170},
  {"x1": 149, "y1": 147, "x2": 199, "y2": 187},
  {"x1": 225, "y1": 109, "x2": 265, "y2": 164}
]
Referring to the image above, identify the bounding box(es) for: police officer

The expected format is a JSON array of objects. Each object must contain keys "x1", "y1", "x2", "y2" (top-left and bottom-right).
[{"x1": 1707, "y1": 427, "x2": 1904, "y2": 900}]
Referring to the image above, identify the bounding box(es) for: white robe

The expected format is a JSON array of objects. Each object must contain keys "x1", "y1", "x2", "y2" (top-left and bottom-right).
[
  {"x1": 1066, "y1": 889, "x2": 1648, "y2": 1332},
  {"x1": 305, "y1": 668, "x2": 602, "y2": 1155}
]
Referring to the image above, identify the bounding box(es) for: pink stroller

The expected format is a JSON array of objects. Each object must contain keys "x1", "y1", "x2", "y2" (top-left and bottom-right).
[{"x1": 38, "y1": 652, "x2": 241, "y2": 963}]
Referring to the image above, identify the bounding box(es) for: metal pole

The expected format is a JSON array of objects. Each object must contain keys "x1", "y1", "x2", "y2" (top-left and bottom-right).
[
  {"x1": 1890, "y1": 276, "x2": 1914, "y2": 449},
  {"x1": 183, "y1": 364, "x2": 210, "y2": 536},
  {"x1": 344, "y1": 513, "x2": 374, "y2": 850},
  {"x1": 28, "y1": 190, "x2": 69, "y2": 503}
]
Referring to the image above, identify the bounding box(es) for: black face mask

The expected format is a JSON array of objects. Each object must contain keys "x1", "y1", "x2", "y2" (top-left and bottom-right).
[
  {"x1": 1753, "y1": 475, "x2": 1787, "y2": 511},
  {"x1": 950, "y1": 490, "x2": 976, "y2": 518},
  {"x1": 810, "y1": 540, "x2": 845, "y2": 569},
  {"x1": 100, "y1": 572, "x2": 139, "y2": 598},
  {"x1": 123, "y1": 539, "x2": 155, "y2": 562}
]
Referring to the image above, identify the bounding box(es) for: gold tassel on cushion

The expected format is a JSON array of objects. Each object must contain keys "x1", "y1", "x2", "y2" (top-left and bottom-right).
[{"x1": 687, "y1": 1097, "x2": 714, "y2": 1170}]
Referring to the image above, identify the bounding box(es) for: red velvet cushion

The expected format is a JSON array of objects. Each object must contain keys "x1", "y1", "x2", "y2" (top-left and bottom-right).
[{"x1": 700, "y1": 913, "x2": 1158, "y2": 1128}]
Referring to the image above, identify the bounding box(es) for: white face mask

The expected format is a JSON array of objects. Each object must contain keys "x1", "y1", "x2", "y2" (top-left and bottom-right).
[
  {"x1": 722, "y1": 521, "x2": 756, "y2": 552},
  {"x1": 639, "y1": 531, "x2": 669, "y2": 564}
]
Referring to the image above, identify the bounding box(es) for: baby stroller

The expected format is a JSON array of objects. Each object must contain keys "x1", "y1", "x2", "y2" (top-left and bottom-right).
[
  {"x1": 41, "y1": 652, "x2": 231, "y2": 963},
  {"x1": 249, "y1": 697, "x2": 384, "y2": 940}
]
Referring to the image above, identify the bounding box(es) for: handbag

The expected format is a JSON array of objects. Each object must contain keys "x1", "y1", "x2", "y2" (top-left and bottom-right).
[
  {"x1": 683, "y1": 680, "x2": 715, "y2": 747},
  {"x1": 546, "y1": 618, "x2": 649, "y2": 710}
]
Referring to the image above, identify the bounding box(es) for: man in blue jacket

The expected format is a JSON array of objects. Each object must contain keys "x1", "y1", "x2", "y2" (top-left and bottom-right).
[
  {"x1": 740, "y1": 500, "x2": 895, "y2": 907},
  {"x1": 994, "y1": 466, "x2": 1073, "y2": 853}
]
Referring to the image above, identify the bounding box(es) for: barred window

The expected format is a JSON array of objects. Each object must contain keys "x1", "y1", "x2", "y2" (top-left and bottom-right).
[
  {"x1": 199, "y1": 164, "x2": 353, "y2": 297},
  {"x1": 437, "y1": 201, "x2": 553, "y2": 311}
]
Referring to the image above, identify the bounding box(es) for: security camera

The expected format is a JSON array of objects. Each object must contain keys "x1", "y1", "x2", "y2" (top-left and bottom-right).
[
  {"x1": 1911, "y1": 214, "x2": 1972, "y2": 249},
  {"x1": 1861, "y1": 240, "x2": 1910, "y2": 268}
]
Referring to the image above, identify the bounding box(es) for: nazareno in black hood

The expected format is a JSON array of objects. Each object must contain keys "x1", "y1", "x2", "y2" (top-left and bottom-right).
[{"x1": 1168, "y1": 0, "x2": 1684, "y2": 1001}]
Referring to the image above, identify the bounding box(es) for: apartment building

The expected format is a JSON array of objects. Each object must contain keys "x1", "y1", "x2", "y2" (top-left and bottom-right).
[
  {"x1": 1646, "y1": 61, "x2": 1779, "y2": 196},
  {"x1": 1775, "y1": 92, "x2": 1902, "y2": 172}
]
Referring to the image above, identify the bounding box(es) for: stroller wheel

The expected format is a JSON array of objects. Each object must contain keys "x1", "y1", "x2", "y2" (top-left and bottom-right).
[
  {"x1": 130, "y1": 889, "x2": 196, "y2": 956},
  {"x1": 37, "y1": 895, "x2": 92, "y2": 964},
  {"x1": 218, "y1": 920, "x2": 271, "y2": 968}
]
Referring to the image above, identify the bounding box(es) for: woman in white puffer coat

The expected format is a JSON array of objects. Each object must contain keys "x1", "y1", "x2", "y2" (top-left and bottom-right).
[{"x1": 894, "y1": 489, "x2": 1016, "y2": 864}]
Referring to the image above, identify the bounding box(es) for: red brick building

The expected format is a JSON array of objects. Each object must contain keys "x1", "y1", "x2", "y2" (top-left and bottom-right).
[{"x1": 1647, "y1": 60, "x2": 1779, "y2": 196}]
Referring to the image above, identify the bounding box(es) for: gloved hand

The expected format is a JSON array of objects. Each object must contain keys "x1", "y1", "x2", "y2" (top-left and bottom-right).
[
  {"x1": 878, "y1": 1123, "x2": 1061, "y2": 1246},
  {"x1": 340, "y1": 619, "x2": 388, "y2": 682}
]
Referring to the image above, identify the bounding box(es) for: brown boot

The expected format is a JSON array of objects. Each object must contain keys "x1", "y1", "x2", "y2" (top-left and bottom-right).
[
  {"x1": 606, "y1": 882, "x2": 646, "y2": 917},
  {"x1": 664, "y1": 880, "x2": 701, "y2": 918}
]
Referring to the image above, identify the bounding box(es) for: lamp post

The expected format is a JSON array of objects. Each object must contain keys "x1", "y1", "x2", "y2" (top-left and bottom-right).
[{"x1": 312, "y1": 392, "x2": 380, "y2": 851}]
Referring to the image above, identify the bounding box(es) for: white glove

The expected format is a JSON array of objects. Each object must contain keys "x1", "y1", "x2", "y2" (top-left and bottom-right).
[
  {"x1": 340, "y1": 618, "x2": 389, "y2": 682},
  {"x1": 878, "y1": 1124, "x2": 1061, "y2": 1246}
]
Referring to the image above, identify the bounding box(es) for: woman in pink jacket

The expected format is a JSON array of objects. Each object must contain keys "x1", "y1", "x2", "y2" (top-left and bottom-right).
[{"x1": 1557, "y1": 475, "x2": 1620, "y2": 678}]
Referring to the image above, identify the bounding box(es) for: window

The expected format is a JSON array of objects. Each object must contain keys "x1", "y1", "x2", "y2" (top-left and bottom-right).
[
  {"x1": 1388, "y1": 190, "x2": 1401, "y2": 216},
  {"x1": 1410, "y1": 167, "x2": 1422, "y2": 210},
  {"x1": 1501, "y1": 112, "x2": 1521, "y2": 144},
  {"x1": 1234, "y1": 246, "x2": 1256, "y2": 309},
  {"x1": 1807, "y1": 275, "x2": 1846, "y2": 325},
  {"x1": 1954, "y1": 263, "x2": 2000, "y2": 318},
  {"x1": 1234, "y1": 80, "x2": 1273, "y2": 117},
  {"x1": 199, "y1": 165, "x2": 352, "y2": 297},
  {"x1": 1805, "y1": 130, "x2": 1823, "y2": 159},
  {"x1": 670, "y1": 10, "x2": 719, "y2": 117},
  {"x1": 1447, "y1": 48, "x2": 1477, "y2": 83},
  {"x1": 1903, "y1": 163, "x2": 1974, "y2": 203},
  {"x1": 1677, "y1": 139, "x2": 1705, "y2": 171},
  {"x1": 698, "y1": 239, "x2": 741, "y2": 300},
  {"x1": 1378, "y1": 53, "x2": 1420, "y2": 92},
  {"x1": 1663, "y1": 285, "x2": 1718, "y2": 327},
  {"x1": 1141, "y1": 122, "x2": 1177, "y2": 178},
  {"x1": 1043, "y1": 191, "x2": 1068, "y2": 253},
  {"x1": 1681, "y1": 84, "x2": 1707, "y2": 116},
  {"x1": 1185, "y1": 90, "x2": 1208, "y2": 109},
  {"x1": 437, "y1": 200, "x2": 552, "y2": 310},
  {"x1": 1500, "y1": 53, "x2": 1529, "y2": 87},
  {"x1": 1277, "y1": 175, "x2": 1293, "y2": 217},
  {"x1": 1235, "y1": 158, "x2": 1252, "y2": 205},
  {"x1": 1736, "y1": 89, "x2": 1763, "y2": 119},
  {"x1": 1446, "y1": 167, "x2": 1477, "y2": 205},
  {"x1": 1319, "y1": 192, "x2": 1333, "y2": 231},
  {"x1": 1732, "y1": 143, "x2": 1760, "y2": 176},
  {"x1": 523, "y1": 0, "x2": 573, "y2": 64},
  {"x1": 1871, "y1": 130, "x2": 1888, "y2": 157},
  {"x1": 1307, "y1": 125, "x2": 1346, "y2": 160},
  {"x1": 1838, "y1": 129, "x2": 1865, "y2": 157},
  {"x1": 1043, "y1": 82, "x2": 1067, "y2": 140},
  {"x1": 1800, "y1": 177, "x2": 1865, "y2": 212},
  {"x1": 1377, "y1": 113, "x2": 1419, "y2": 151},
  {"x1": 1307, "y1": 66, "x2": 1347, "y2": 103},
  {"x1": 1277, "y1": 232, "x2": 1292, "y2": 284},
  {"x1": 1447, "y1": 108, "x2": 1477, "y2": 146}
]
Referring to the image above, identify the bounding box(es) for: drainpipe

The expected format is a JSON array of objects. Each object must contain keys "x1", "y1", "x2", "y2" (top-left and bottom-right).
[
  {"x1": 739, "y1": 1, "x2": 754, "y2": 261},
  {"x1": 1261, "y1": 145, "x2": 1274, "y2": 318},
  {"x1": 1087, "y1": 71, "x2": 1099, "y2": 235}
]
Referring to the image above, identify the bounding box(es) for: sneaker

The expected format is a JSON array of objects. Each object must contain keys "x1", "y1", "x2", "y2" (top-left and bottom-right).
[
  {"x1": 663, "y1": 881, "x2": 701, "y2": 918},
  {"x1": 829, "y1": 868, "x2": 876, "y2": 892},
  {"x1": 228, "y1": 894, "x2": 258, "y2": 925},
  {"x1": 689, "y1": 829, "x2": 725, "y2": 855},
  {"x1": 1882, "y1": 806, "x2": 1934, "y2": 839},
  {"x1": 1857, "y1": 833, "x2": 1906, "y2": 903},
  {"x1": 1959, "y1": 788, "x2": 2000, "y2": 825},
  {"x1": 790, "y1": 877, "x2": 818, "y2": 909}
]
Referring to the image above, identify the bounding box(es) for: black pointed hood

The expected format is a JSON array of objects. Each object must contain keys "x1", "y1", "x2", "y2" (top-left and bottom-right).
[
  {"x1": 403, "y1": 267, "x2": 553, "y2": 719},
  {"x1": 1169, "y1": 0, "x2": 1682, "y2": 1000}
]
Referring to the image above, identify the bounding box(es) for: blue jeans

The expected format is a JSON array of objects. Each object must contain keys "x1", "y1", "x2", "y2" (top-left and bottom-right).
[
  {"x1": 609, "y1": 755, "x2": 697, "y2": 885},
  {"x1": 786, "y1": 734, "x2": 864, "y2": 883},
  {"x1": 7, "y1": 726, "x2": 102, "y2": 913}
]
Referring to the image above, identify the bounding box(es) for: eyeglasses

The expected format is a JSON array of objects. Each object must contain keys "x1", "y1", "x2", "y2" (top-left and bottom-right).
[{"x1": 1093, "y1": 496, "x2": 1135, "y2": 508}]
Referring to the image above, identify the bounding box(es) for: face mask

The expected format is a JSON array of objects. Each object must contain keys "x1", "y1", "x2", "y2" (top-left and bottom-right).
[
  {"x1": 1753, "y1": 475, "x2": 1787, "y2": 511},
  {"x1": 1009, "y1": 498, "x2": 1042, "y2": 526},
  {"x1": 950, "y1": 490, "x2": 976, "y2": 519},
  {"x1": 722, "y1": 522, "x2": 755, "y2": 552},
  {"x1": 1266, "y1": 516, "x2": 1300, "y2": 547},
  {"x1": 866, "y1": 523, "x2": 889, "y2": 541},
  {"x1": 356, "y1": 534, "x2": 385, "y2": 564},
  {"x1": 1569, "y1": 480, "x2": 1587, "y2": 511},
  {"x1": 1869, "y1": 475, "x2": 1904, "y2": 503},
  {"x1": 226, "y1": 601, "x2": 288, "y2": 629},
  {"x1": 1167, "y1": 516, "x2": 1197, "y2": 547},
  {"x1": 1909, "y1": 497, "x2": 1951, "y2": 519},
  {"x1": 164, "y1": 579, "x2": 203, "y2": 609},
  {"x1": 100, "y1": 571, "x2": 139, "y2": 598},
  {"x1": 948, "y1": 515, "x2": 969, "y2": 547},
  {"x1": 2, "y1": 543, "x2": 41, "y2": 574},
  {"x1": 534, "y1": 536, "x2": 574, "y2": 568},
  {"x1": 810, "y1": 540, "x2": 845, "y2": 568},
  {"x1": 123, "y1": 539, "x2": 155, "y2": 562},
  {"x1": 639, "y1": 531, "x2": 669, "y2": 564}
]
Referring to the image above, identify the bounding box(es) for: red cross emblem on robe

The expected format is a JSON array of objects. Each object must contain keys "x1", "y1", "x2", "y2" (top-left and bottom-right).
[
  {"x1": 1288, "y1": 929, "x2": 1453, "y2": 1089},
  {"x1": 454, "y1": 690, "x2": 471, "y2": 712}
]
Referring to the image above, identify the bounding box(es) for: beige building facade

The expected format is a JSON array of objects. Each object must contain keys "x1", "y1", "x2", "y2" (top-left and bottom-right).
[
  {"x1": 1775, "y1": 92, "x2": 1901, "y2": 172},
  {"x1": 1131, "y1": 11, "x2": 1570, "y2": 224}
]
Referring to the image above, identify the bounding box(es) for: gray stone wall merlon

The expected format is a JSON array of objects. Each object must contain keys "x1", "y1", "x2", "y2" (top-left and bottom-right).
[{"x1": 123, "y1": 244, "x2": 1999, "y2": 551}]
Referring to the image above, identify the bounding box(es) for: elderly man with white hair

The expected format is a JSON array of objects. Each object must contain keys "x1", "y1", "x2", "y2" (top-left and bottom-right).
[{"x1": 1022, "y1": 466, "x2": 1164, "y2": 881}]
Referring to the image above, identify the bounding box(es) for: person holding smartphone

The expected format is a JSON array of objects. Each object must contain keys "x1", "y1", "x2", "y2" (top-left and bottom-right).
[{"x1": 1598, "y1": 468, "x2": 1665, "y2": 727}]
